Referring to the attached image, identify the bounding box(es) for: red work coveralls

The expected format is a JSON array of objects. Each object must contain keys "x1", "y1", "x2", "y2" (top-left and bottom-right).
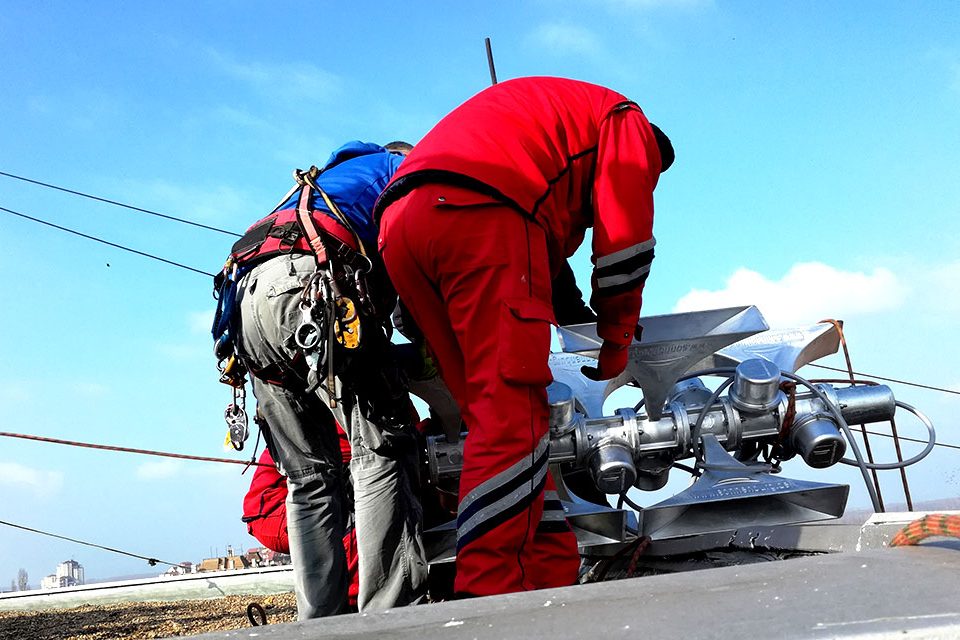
[{"x1": 375, "y1": 77, "x2": 662, "y2": 596}]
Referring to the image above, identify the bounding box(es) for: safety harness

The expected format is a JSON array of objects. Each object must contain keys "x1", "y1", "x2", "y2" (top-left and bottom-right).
[{"x1": 212, "y1": 166, "x2": 376, "y2": 450}]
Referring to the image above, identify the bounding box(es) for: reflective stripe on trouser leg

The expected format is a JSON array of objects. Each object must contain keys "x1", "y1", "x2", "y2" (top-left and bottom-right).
[{"x1": 456, "y1": 433, "x2": 550, "y2": 551}]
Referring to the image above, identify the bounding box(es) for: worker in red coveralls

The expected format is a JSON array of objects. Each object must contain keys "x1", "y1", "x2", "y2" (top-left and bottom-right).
[
  {"x1": 243, "y1": 445, "x2": 360, "y2": 609},
  {"x1": 374, "y1": 76, "x2": 674, "y2": 597}
]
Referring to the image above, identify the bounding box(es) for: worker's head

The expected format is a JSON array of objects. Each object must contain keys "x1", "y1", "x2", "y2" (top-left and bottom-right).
[
  {"x1": 649, "y1": 123, "x2": 674, "y2": 173},
  {"x1": 384, "y1": 140, "x2": 414, "y2": 156}
]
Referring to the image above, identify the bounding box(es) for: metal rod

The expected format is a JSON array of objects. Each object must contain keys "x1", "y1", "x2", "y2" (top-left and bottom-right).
[
  {"x1": 829, "y1": 319, "x2": 885, "y2": 511},
  {"x1": 485, "y1": 37, "x2": 498, "y2": 85},
  {"x1": 889, "y1": 416, "x2": 914, "y2": 511}
]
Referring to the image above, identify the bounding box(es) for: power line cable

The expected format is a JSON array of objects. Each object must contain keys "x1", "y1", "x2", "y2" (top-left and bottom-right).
[
  {"x1": 861, "y1": 428, "x2": 960, "y2": 453},
  {"x1": 0, "y1": 205, "x2": 214, "y2": 277},
  {"x1": 0, "y1": 170, "x2": 241, "y2": 237},
  {"x1": 0, "y1": 431, "x2": 268, "y2": 468},
  {"x1": 808, "y1": 364, "x2": 960, "y2": 397},
  {"x1": 0, "y1": 519, "x2": 184, "y2": 568}
]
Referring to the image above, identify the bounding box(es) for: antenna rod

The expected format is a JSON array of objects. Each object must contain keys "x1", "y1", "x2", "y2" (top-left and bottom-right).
[{"x1": 485, "y1": 37, "x2": 498, "y2": 85}]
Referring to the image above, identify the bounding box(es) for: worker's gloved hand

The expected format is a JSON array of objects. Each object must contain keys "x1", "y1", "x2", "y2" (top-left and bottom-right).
[{"x1": 581, "y1": 341, "x2": 629, "y2": 381}]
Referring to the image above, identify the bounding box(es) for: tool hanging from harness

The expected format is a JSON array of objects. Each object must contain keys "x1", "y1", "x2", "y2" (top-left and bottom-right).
[{"x1": 212, "y1": 166, "x2": 377, "y2": 449}]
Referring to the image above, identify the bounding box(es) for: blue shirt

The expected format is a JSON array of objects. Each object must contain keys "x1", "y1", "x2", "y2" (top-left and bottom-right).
[{"x1": 274, "y1": 141, "x2": 403, "y2": 251}]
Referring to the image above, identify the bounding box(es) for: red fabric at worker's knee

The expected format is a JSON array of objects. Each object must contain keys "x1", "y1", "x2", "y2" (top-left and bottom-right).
[
  {"x1": 248, "y1": 512, "x2": 290, "y2": 555},
  {"x1": 525, "y1": 475, "x2": 582, "y2": 590},
  {"x1": 380, "y1": 185, "x2": 579, "y2": 595},
  {"x1": 343, "y1": 525, "x2": 359, "y2": 607}
]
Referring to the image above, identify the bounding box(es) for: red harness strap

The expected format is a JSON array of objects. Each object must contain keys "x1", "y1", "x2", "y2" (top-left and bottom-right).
[{"x1": 294, "y1": 183, "x2": 329, "y2": 266}]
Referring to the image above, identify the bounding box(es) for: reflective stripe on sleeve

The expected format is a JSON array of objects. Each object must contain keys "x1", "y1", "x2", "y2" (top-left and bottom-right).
[
  {"x1": 595, "y1": 237, "x2": 655, "y2": 293},
  {"x1": 595, "y1": 237, "x2": 655, "y2": 270},
  {"x1": 596, "y1": 262, "x2": 652, "y2": 290}
]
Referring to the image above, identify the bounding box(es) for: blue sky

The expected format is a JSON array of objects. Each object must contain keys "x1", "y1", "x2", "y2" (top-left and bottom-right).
[{"x1": 1, "y1": 1, "x2": 958, "y2": 585}]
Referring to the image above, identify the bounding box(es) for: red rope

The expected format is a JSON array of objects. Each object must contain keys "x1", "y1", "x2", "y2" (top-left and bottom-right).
[
  {"x1": 0, "y1": 431, "x2": 269, "y2": 467},
  {"x1": 625, "y1": 536, "x2": 652, "y2": 578}
]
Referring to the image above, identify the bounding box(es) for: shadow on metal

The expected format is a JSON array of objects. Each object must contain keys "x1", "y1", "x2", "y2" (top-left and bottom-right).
[
  {"x1": 642, "y1": 436, "x2": 849, "y2": 540},
  {"x1": 693, "y1": 322, "x2": 841, "y2": 374}
]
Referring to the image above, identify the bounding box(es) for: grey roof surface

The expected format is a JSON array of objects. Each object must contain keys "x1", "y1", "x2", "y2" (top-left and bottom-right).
[{"x1": 190, "y1": 545, "x2": 960, "y2": 640}]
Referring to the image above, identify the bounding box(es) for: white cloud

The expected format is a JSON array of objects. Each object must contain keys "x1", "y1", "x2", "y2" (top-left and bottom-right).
[
  {"x1": 924, "y1": 261, "x2": 960, "y2": 314},
  {"x1": 135, "y1": 458, "x2": 236, "y2": 481},
  {"x1": 155, "y1": 342, "x2": 206, "y2": 362},
  {"x1": 546, "y1": 0, "x2": 712, "y2": 11},
  {"x1": 876, "y1": 257, "x2": 960, "y2": 330},
  {"x1": 924, "y1": 47, "x2": 960, "y2": 96},
  {"x1": 0, "y1": 462, "x2": 64, "y2": 497},
  {"x1": 155, "y1": 312, "x2": 215, "y2": 361},
  {"x1": 207, "y1": 48, "x2": 342, "y2": 104},
  {"x1": 529, "y1": 23, "x2": 603, "y2": 57},
  {"x1": 27, "y1": 95, "x2": 54, "y2": 116},
  {"x1": 598, "y1": 0, "x2": 712, "y2": 8},
  {"x1": 70, "y1": 382, "x2": 109, "y2": 398},
  {"x1": 136, "y1": 459, "x2": 183, "y2": 480},
  {"x1": 0, "y1": 384, "x2": 32, "y2": 403},
  {"x1": 673, "y1": 262, "x2": 906, "y2": 328},
  {"x1": 126, "y1": 179, "x2": 250, "y2": 225},
  {"x1": 209, "y1": 105, "x2": 278, "y2": 134},
  {"x1": 189, "y1": 311, "x2": 215, "y2": 336}
]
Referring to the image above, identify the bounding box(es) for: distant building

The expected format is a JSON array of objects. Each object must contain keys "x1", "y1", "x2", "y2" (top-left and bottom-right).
[
  {"x1": 41, "y1": 560, "x2": 84, "y2": 590},
  {"x1": 244, "y1": 546, "x2": 291, "y2": 568},
  {"x1": 161, "y1": 562, "x2": 196, "y2": 577},
  {"x1": 197, "y1": 549, "x2": 251, "y2": 573},
  {"x1": 56, "y1": 560, "x2": 84, "y2": 585}
]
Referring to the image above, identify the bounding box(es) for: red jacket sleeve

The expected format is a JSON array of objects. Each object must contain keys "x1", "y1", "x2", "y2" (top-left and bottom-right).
[{"x1": 589, "y1": 104, "x2": 661, "y2": 346}]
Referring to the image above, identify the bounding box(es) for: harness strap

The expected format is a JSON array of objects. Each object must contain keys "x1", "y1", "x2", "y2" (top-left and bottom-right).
[
  {"x1": 294, "y1": 183, "x2": 329, "y2": 267},
  {"x1": 247, "y1": 352, "x2": 308, "y2": 389},
  {"x1": 301, "y1": 169, "x2": 369, "y2": 259}
]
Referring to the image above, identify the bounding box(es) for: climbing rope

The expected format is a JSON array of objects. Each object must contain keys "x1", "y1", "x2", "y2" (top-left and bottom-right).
[
  {"x1": 890, "y1": 514, "x2": 960, "y2": 547},
  {"x1": 0, "y1": 431, "x2": 269, "y2": 469}
]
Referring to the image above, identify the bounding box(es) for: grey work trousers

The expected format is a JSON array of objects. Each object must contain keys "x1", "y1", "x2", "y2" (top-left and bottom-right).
[{"x1": 236, "y1": 254, "x2": 427, "y2": 619}]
